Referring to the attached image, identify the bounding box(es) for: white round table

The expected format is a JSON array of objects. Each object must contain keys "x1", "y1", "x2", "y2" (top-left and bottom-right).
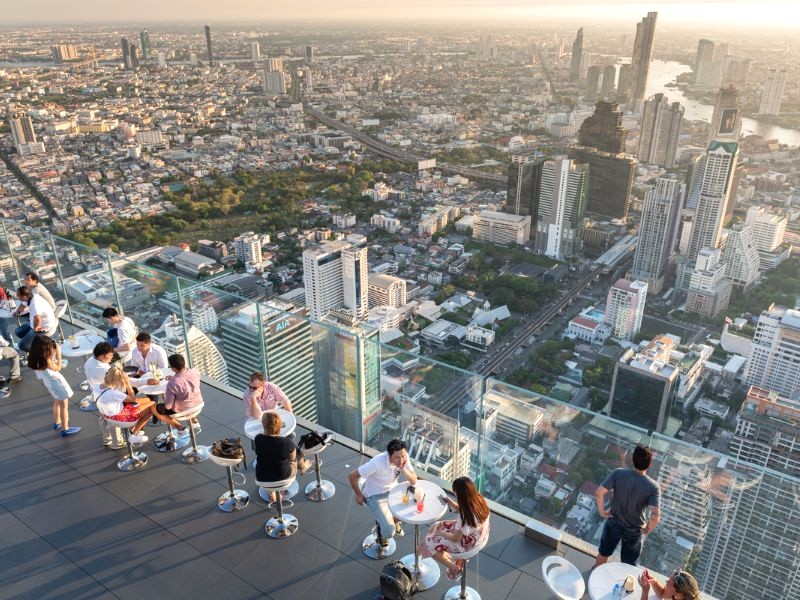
[
  {"x1": 136, "y1": 379, "x2": 168, "y2": 396},
  {"x1": 0, "y1": 307, "x2": 16, "y2": 319},
  {"x1": 60, "y1": 333, "x2": 105, "y2": 357},
  {"x1": 588, "y1": 562, "x2": 659, "y2": 600},
  {"x1": 388, "y1": 479, "x2": 448, "y2": 591},
  {"x1": 244, "y1": 409, "x2": 296, "y2": 439}
]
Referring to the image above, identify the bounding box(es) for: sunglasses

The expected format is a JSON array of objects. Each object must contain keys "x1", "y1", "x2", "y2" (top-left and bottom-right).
[{"x1": 248, "y1": 384, "x2": 261, "y2": 391}]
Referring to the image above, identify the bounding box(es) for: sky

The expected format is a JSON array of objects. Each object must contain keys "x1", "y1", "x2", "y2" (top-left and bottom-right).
[{"x1": 4, "y1": 0, "x2": 800, "y2": 29}]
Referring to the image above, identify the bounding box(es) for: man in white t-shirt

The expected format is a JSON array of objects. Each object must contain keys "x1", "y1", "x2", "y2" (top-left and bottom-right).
[
  {"x1": 102, "y1": 307, "x2": 138, "y2": 364},
  {"x1": 349, "y1": 439, "x2": 417, "y2": 553},
  {"x1": 130, "y1": 332, "x2": 169, "y2": 377},
  {"x1": 15, "y1": 286, "x2": 57, "y2": 352},
  {"x1": 84, "y1": 341, "x2": 124, "y2": 448}
]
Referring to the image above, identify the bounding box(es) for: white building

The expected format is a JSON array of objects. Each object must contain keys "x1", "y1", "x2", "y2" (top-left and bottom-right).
[
  {"x1": 744, "y1": 305, "x2": 800, "y2": 397},
  {"x1": 151, "y1": 315, "x2": 228, "y2": 385},
  {"x1": 745, "y1": 206, "x2": 787, "y2": 252},
  {"x1": 418, "y1": 206, "x2": 460, "y2": 237},
  {"x1": 534, "y1": 157, "x2": 589, "y2": 260},
  {"x1": 463, "y1": 324, "x2": 495, "y2": 352},
  {"x1": 758, "y1": 70, "x2": 787, "y2": 115},
  {"x1": 472, "y1": 210, "x2": 531, "y2": 246},
  {"x1": 263, "y1": 70, "x2": 286, "y2": 94},
  {"x1": 604, "y1": 279, "x2": 648, "y2": 341},
  {"x1": 333, "y1": 213, "x2": 356, "y2": 228},
  {"x1": 371, "y1": 213, "x2": 401, "y2": 233},
  {"x1": 686, "y1": 247, "x2": 732, "y2": 318},
  {"x1": 190, "y1": 301, "x2": 219, "y2": 333},
  {"x1": 302, "y1": 235, "x2": 368, "y2": 322},
  {"x1": 721, "y1": 224, "x2": 760, "y2": 290},
  {"x1": 565, "y1": 307, "x2": 613, "y2": 344},
  {"x1": 233, "y1": 231, "x2": 262, "y2": 266},
  {"x1": 368, "y1": 273, "x2": 407, "y2": 308}
]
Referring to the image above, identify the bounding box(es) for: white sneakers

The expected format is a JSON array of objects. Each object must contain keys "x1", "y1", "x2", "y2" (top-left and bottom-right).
[{"x1": 128, "y1": 432, "x2": 149, "y2": 445}]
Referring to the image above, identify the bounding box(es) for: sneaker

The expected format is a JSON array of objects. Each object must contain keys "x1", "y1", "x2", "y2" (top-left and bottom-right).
[
  {"x1": 53, "y1": 423, "x2": 61, "y2": 430},
  {"x1": 61, "y1": 427, "x2": 81, "y2": 437},
  {"x1": 191, "y1": 421, "x2": 201, "y2": 433},
  {"x1": 299, "y1": 458, "x2": 313, "y2": 474},
  {"x1": 103, "y1": 440, "x2": 112, "y2": 447},
  {"x1": 109, "y1": 442, "x2": 124, "y2": 450},
  {"x1": 8, "y1": 377, "x2": 22, "y2": 384},
  {"x1": 177, "y1": 427, "x2": 191, "y2": 438},
  {"x1": 394, "y1": 522, "x2": 405, "y2": 537},
  {"x1": 128, "y1": 432, "x2": 149, "y2": 444},
  {"x1": 0, "y1": 388, "x2": 9, "y2": 400}
]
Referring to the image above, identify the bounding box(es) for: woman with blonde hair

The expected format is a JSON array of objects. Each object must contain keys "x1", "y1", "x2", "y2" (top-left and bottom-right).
[
  {"x1": 96, "y1": 367, "x2": 156, "y2": 445},
  {"x1": 639, "y1": 568, "x2": 700, "y2": 600},
  {"x1": 254, "y1": 412, "x2": 310, "y2": 501}
]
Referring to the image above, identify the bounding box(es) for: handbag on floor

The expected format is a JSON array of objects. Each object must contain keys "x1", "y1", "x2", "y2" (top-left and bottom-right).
[{"x1": 379, "y1": 560, "x2": 416, "y2": 600}]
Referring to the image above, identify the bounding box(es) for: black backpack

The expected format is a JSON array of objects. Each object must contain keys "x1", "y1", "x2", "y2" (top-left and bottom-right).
[{"x1": 379, "y1": 560, "x2": 415, "y2": 600}]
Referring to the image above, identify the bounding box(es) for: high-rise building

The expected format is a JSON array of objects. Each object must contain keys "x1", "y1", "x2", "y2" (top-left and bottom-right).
[
  {"x1": 625, "y1": 11, "x2": 658, "y2": 108},
  {"x1": 569, "y1": 28, "x2": 583, "y2": 82},
  {"x1": 157, "y1": 51, "x2": 167, "y2": 69},
  {"x1": 128, "y1": 44, "x2": 139, "y2": 70},
  {"x1": 585, "y1": 65, "x2": 602, "y2": 102},
  {"x1": 744, "y1": 305, "x2": 800, "y2": 397},
  {"x1": 51, "y1": 44, "x2": 79, "y2": 63},
  {"x1": 609, "y1": 334, "x2": 679, "y2": 432},
  {"x1": 9, "y1": 112, "x2": 36, "y2": 148},
  {"x1": 616, "y1": 64, "x2": 631, "y2": 104},
  {"x1": 745, "y1": 206, "x2": 787, "y2": 252},
  {"x1": 303, "y1": 235, "x2": 368, "y2": 322},
  {"x1": 685, "y1": 247, "x2": 732, "y2": 318},
  {"x1": 305, "y1": 45, "x2": 314, "y2": 62},
  {"x1": 631, "y1": 177, "x2": 683, "y2": 293},
  {"x1": 151, "y1": 314, "x2": 228, "y2": 385},
  {"x1": 534, "y1": 157, "x2": 589, "y2": 260},
  {"x1": 120, "y1": 37, "x2": 131, "y2": 69},
  {"x1": 263, "y1": 70, "x2": 286, "y2": 94},
  {"x1": 600, "y1": 65, "x2": 617, "y2": 99},
  {"x1": 367, "y1": 273, "x2": 407, "y2": 308},
  {"x1": 139, "y1": 29, "x2": 151, "y2": 60},
  {"x1": 204, "y1": 25, "x2": 213, "y2": 65},
  {"x1": 401, "y1": 400, "x2": 471, "y2": 482},
  {"x1": 687, "y1": 141, "x2": 739, "y2": 261},
  {"x1": 708, "y1": 86, "x2": 741, "y2": 143},
  {"x1": 638, "y1": 93, "x2": 683, "y2": 168},
  {"x1": 657, "y1": 451, "x2": 713, "y2": 544},
  {"x1": 473, "y1": 211, "x2": 532, "y2": 246},
  {"x1": 505, "y1": 154, "x2": 544, "y2": 218},
  {"x1": 569, "y1": 146, "x2": 636, "y2": 221},
  {"x1": 265, "y1": 57, "x2": 283, "y2": 72},
  {"x1": 758, "y1": 70, "x2": 787, "y2": 115},
  {"x1": 721, "y1": 223, "x2": 760, "y2": 290},
  {"x1": 233, "y1": 231, "x2": 262, "y2": 266},
  {"x1": 578, "y1": 100, "x2": 627, "y2": 154},
  {"x1": 604, "y1": 279, "x2": 648, "y2": 340},
  {"x1": 693, "y1": 39, "x2": 715, "y2": 84},
  {"x1": 251, "y1": 41, "x2": 260, "y2": 62}
]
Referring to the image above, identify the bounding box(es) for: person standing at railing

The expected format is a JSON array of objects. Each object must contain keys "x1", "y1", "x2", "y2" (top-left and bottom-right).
[
  {"x1": 594, "y1": 444, "x2": 661, "y2": 567},
  {"x1": 15, "y1": 286, "x2": 58, "y2": 352},
  {"x1": 243, "y1": 371, "x2": 293, "y2": 419},
  {"x1": 102, "y1": 307, "x2": 138, "y2": 365}
]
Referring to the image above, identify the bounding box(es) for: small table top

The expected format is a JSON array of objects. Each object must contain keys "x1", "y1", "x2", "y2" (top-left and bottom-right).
[
  {"x1": 136, "y1": 379, "x2": 168, "y2": 395},
  {"x1": 388, "y1": 479, "x2": 448, "y2": 526},
  {"x1": 244, "y1": 409, "x2": 296, "y2": 440},
  {"x1": 588, "y1": 562, "x2": 658, "y2": 600},
  {"x1": 60, "y1": 333, "x2": 105, "y2": 357}
]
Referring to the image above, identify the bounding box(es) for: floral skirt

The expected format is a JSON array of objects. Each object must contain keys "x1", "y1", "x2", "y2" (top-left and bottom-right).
[
  {"x1": 108, "y1": 403, "x2": 141, "y2": 422},
  {"x1": 420, "y1": 520, "x2": 479, "y2": 558}
]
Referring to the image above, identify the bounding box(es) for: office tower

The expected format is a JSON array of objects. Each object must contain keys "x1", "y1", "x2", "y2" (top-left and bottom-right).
[
  {"x1": 303, "y1": 235, "x2": 368, "y2": 322},
  {"x1": 569, "y1": 146, "x2": 636, "y2": 220},
  {"x1": 694, "y1": 39, "x2": 715, "y2": 83},
  {"x1": 745, "y1": 206, "x2": 787, "y2": 252},
  {"x1": 157, "y1": 51, "x2": 167, "y2": 68},
  {"x1": 305, "y1": 69, "x2": 313, "y2": 92},
  {"x1": 721, "y1": 223, "x2": 759, "y2": 290},
  {"x1": 604, "y1": 279, "x2": 648, "y2": 340},
  {"x1": 609, "y1": 334, "x2": 679, "y2": 432},
  {"x1": 233, "y1": 231, "x2": 262, "y2": 266},
  {"x1": 616, "y1": 63, "x2": 631, "y2": 104},
  {"x1": 51, "y1": 44, "x2": 78, "y2": 63},
  {"x1": 758, "y1": 70, "x2": 787, "y2": 115},
  {"x1": 139, "y1": 29, "x2": 151, "y2": 60},
  {"x1": 151, "y1": 314, "x2": 228, "y2": 385},
  {"x1": 262, "y1": 70, "x2": 287, "y2": 94},
  {"x1": 723, "y1": 57, "x2": 750, "y2": 85},
  {"x1": 265, "y1": 57, "x2": 283, "y2": 72},
  {"x1": 120, "y1": 37, "x2": 131, "y2": 69},
  {"x1": 578, "y1": 101, "x2": 626, "y2": 154},
  {"x1": 638, "y1": 93, "x2": 684, "y2": 168},
  {"x1": 204, "y1": 25, "x2": 213, "y2": 65},
  {"x1": 473, "y1": 211, "x2": 532, "y2": 246},
  {"x1": 685, "y1": 247, "x2": 732, "y2": 318},
  {"x1": 367, "y1": 273, "x2": 407, "y2": 308},
  {"x1": 625, "y1": 11, "x2": 658, "y2": 108},
  {"x1": 687, "y1": 141, "x2": 739, "y2": 261},
  {"x1": 708, "y1": 86, "x2": 741, "y2": 143},
  {"x1": 534, "y1": 157, "x2": 589, "y2": 260},
  {"x1": 744, "y1": 305, "x2": 800, "y2": 397},
  {"x1": 631, "y1": 178, "x2": 683, "y2": 293},
  {"x1": 505, "y1": 154, "x2": 544, "y2": 218},
  {"x1": 569, "y1": 27, "x2": 583, "y2": 82},
  {"x1": 401, "y1": 400, "x2": 471, "y2": 482},
  {"x1": 585, "y1": 66, "x2": 602, "y2": 102},
  {"x1": 600, "y1": 65, "x2": 617, "y2": 99},
  {"x1": 219, "y1": 301, "x2": 317, "y2": 420},
  {"x1": 9, "y1": 112, "x2": 36, "y2": 147},
  {"x1": 189, "y1": 301, "x2": 218, "y2": 333},
  {"x1": 250, "y1": 41, "x2": 260, "y2": 61},
  {"x1": 305, "y1": 45, "x2": 314, "y2": 62},
  {"x1": 128, "y1": 44, "x2": 139, "y2": 70},
  {"x1": 657, "y1": 451, "x2": 713, "y2": 544}
]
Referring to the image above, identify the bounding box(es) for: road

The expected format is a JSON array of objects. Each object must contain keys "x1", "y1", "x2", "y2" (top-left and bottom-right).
[{"x1": 304, "y1": 106, "x2": 505, "y2": 184}]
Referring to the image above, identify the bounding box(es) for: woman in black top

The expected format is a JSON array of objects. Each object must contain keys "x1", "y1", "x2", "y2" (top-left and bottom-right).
[{"x1": 254, "y1": 412, "x2": 310, "y2": 502}]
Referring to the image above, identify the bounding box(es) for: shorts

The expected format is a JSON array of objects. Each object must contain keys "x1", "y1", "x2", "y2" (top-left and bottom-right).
[
  {"x1": 156, "y1": 404, "x2": 176, "y2": 416},
  {"x1": 598, "y1": 518, "x2": 643, "y2": 565},
  {"x1": 109, "y1": 403, "x2": 141, "y2": 422}
]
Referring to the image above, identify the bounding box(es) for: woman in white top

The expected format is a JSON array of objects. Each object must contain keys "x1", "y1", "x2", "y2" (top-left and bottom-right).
[
  {"x1": 96, "y1": 367, "x2": 157, "y2": 445},
  {"x1": 28, "y1": 334, "x2": 80, "y2": 437}
]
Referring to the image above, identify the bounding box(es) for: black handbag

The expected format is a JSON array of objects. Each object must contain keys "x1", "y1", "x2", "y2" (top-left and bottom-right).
[
  {"x1": 380, "y1": 560, "x2": 416, "y2": 600},
  {"x1": 211, "y1": 437, "x2": 245, "y2": 460},
  {"x1": 297, "y1": 430, "x2": 334, "y2": 451}
]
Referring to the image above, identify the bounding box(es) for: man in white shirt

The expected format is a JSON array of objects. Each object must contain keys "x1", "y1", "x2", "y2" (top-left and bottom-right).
[
  {"x1": 15, "y1": 286, "x2": 57, "y2": 352},
  {"x1": 130, "y1": 332, "x2": 169, "y2": 377},
  {"x1": 83, "y1": 341, "x2": 123, "y2": 448},
  {"x1": 24, "y1": 272, "x2": 56, "y2": 310},
  {"x1": 349, "y1": 439, "x2": 417, "y2": 553},
  {"x1": 102, "y1": 307, "x2": 138, "y2": 364}
]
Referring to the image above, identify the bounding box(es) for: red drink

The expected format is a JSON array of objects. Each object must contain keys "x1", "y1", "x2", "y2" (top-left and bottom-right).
[{"x1": 416, "y1": 498, "x2": 424, "y2": 512}]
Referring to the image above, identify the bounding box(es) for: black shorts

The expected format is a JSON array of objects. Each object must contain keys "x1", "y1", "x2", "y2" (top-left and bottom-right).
[
  {"x1": 598, "y1": 518, "x2": 643, "y2": 565},
  {"x1": 156, "y1": 405, "x2": 176, "y2": 416}
]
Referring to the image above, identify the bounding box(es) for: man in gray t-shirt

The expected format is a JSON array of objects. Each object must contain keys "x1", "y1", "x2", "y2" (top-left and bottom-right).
[{"x1": 594, "y1": 445, "x2": 661, "y2": 566}]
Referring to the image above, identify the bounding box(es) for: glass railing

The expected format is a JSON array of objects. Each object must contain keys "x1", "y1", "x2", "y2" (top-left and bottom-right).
[{"x1": 1, "y1": 219, "x2": 798, "y2": 600}]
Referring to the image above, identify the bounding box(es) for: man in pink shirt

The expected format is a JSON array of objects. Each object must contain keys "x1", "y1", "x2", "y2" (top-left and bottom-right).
[
  {"x1": 155, "y1": 353, "x2": 203, "y2": 433},
  {"x1": 243, "y1": 371, "x2": 293, "y2": 419}
]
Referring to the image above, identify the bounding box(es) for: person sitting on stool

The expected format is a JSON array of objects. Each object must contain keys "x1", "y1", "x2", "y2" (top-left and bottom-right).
[
  {"x1": 348, "y1": 439, "x2": 417, "y2": 553},
  {"x1": 254, "y1": 411, "x2": 310, "y2": 502}
]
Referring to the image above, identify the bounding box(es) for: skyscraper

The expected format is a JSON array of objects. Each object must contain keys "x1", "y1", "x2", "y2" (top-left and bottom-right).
[
  {"x1": 120, "y1": 37, "x2": 131, "y2": 70},
  {"x1": 578, "y1": 100, "x2": 627, "y2": 154},
  {"x1": 708, "y1": 86, "x2": 741, "y2": 143},
  {"x1": 128, "y1": 44, "x2": 139, "y2": 70},
  {"x1": 600, "y1": 65, "x2": 617, "y2": 99},
  {"x1": 744, "y1": 305, "x2": 800, "y2": 397},
  {"x1": 534, "y1": 157, "x2": 589, "y2": 260},
  {"x1": 569, "y1": 27, "x2": 583, "y2": 82},
  {"x1": 139, "y1": 29, "x2": 151, "y2": 60},
  {"x1": 625, "y1": 11, "x2": 658, "y2": 108},
  {"x1": 305, "y1": 45, "x2": 314, "y2": 62},
  {"x1": 585, "y1": 66, "x2": 602, "y2": 102},
  {"x1": 604, "y1": 279, "x2": 648, "y2": 340},
  {"x1": 204, "y1": 25, "x2": 213, "y2": 65},
  {"x1": 302, "y1": 235, "x2": 368, "y2": 322},
  {"x1": 616, "y1": 63, "x2": 631, "y2": 104},
  {"x1": 569, "y1": 146, "x2": 636, "y2": 220},
  {"x1": 9, "y1": 112, "x2": 36, "y2": 148},
  {"x1": 505, "y1": 154, "x2": 544, "y2": 218},
  {"x1": 758, "y1": 70, "x2": 787, "y2": 115},
  {"x1": 263, "y1": 70, "x2": 287, "y2": 94},
  {"x1": 151, "y1": 315, "x2": 228, "y2": 385},
  {"x1": 687, "y1": 141, "x2": 739, "y2": 261},
  {"x1": 721, "y1": 223, "x2": 760, "y2": 290},
  {"x1": 631, "y1": 177, "x2": 683, "y2": 293},
  {"x1": 693, "y1": 39, "x2": 715, "y2": 84},
  {"x1": 251, "y1": 41, "x2": 260, "y2": 62},
  {"x1": 638, "y1": 93, "x2": 684, "y2": 168},
  {"x1": 685, "y1": 247, "x2": 732, "y2": 318}
]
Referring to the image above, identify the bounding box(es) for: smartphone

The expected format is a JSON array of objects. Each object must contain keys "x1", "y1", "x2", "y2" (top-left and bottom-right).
[
  {"x1": 438, "y1": 494, "x2": 448, "y2": 505},
  {"x1": 406, "y1": 485, "x2": 415, "y2": 495}
]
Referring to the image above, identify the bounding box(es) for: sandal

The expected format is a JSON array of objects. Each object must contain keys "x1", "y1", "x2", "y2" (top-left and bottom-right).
[{"x1": 446, "y1": 564, "x2": 463, "y2": 581}]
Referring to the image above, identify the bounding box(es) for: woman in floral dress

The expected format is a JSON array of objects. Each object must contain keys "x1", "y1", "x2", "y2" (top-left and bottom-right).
[{"x1": 419, "y1": 476, "x2": 490, "y2": 580}]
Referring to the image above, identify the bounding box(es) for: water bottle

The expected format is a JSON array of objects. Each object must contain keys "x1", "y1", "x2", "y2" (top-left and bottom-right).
[{"x1": 612, "y1": 583, "x2": 621, "y2": 599}]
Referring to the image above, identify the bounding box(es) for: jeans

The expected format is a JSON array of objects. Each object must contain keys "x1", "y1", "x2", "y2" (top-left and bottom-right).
[
  {"x1": 0, "y1": 317, "x2": 12, "y2": 344},
  {"x1": 598, "y1": 518, "x2": 644, "y2": 565},
  {"x1": 0, "y1": 346, "x2": 20, "y2": 379},
  {"x1": 15, "y1": 323, "x2": 31, "y2": 340},
  {"x1": 18, "y1": 328, "x2": 41, "y2": 353},
  {"x1": 365, "y1": 492, "x2": 395, "y2": 540}
]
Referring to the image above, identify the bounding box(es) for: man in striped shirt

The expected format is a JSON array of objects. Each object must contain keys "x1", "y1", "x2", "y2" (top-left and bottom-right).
[{"x1": 243, "y1": 371, "x2": 293, "y2": 419}]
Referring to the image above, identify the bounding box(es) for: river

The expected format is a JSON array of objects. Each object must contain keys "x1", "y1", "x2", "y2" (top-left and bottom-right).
[{"x1": 644, "y1": 59, "x2": 800, "y2": 147}]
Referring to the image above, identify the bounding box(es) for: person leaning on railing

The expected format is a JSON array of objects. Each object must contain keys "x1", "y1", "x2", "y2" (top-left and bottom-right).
[{"x1": 639, "y1": 568, "x2": 700, "y2": 600}]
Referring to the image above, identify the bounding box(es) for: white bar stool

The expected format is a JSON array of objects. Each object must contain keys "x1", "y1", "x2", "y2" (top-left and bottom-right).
[
  {"x1": 153, "y1": 422, "x2": 190, "y2": 453},
  {"x1": 304, "y1": 432, "x2": 336, "y2": 502},
  {"x1": 256, "y1": 476, "x2": 299, "y2": 538},
  {"x1": 443, "y1": 533, "x2": 490, "y2": 600},
  {"x1": 105, "y1": 418, "x2": 148, "y2": 471},
  {"x1": 208, "y1": 453, "x2": 249, "y2": 512},
  {"x1": 175, "y1": 403, "x2": 207, "y2": 464},
  {"x1": 541, "y1": 556, "x2": 586, "y2": 600}
]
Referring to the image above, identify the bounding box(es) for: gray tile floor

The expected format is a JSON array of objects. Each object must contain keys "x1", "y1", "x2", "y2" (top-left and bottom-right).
[{"x1": 0, "y1": 354, "x2": 594, "y2": 600}]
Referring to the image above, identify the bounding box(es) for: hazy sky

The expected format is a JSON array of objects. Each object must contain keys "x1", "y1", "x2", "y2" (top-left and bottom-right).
[{"x1": 5, "y1": 0, "x2": 800, "y2": 29}]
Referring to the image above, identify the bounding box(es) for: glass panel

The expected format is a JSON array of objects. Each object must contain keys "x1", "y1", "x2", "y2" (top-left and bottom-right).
[{"x1": 0, "y1": 221, "x2": 20, "y2": 290}]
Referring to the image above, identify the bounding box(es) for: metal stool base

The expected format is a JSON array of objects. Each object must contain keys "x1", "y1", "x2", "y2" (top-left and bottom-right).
[
  {"x1": 400, "y1": 554, "x2": 440, "y2": 591},
  {"x1": 182, "y1": 445, "x2": 209, "y2": 464},
  {"x1": 79, "y1": 380, "x2": 91, "y2": 391},
  {"x1": 218, "y1": 490, "x2": 249, "y2": 512},
  {"x1": 117, "y1": 452, "x2": 148, "y2": 471},
  {"x1": 265, "y1": 514, "x2": 298, "y2": 538},
  {"x1": 304, "y1": 479, "x2": 336, "y2": 502},
  {"x1": 443, "y1": 586, "x2": 480, "y2": 600},
  {"x1": 362, "y1": 533, "x2": 396, "y2": 559},
  {"x1": 154, "y1": 432, "x2": 190, "y2": 453}
]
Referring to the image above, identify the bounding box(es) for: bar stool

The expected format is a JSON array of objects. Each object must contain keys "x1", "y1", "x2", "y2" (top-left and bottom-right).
[
  {"x1": 153, "y1": 422, "x2": 190, "y2": 453},
  {"x1": 304, "y1": 431, "x2": 336, "y2": 502},
  {"x1": 105, "y1": 418, "x2": 148, "y2": 472},
  {"x1": 541, "y1": 556, "x2": 585, "y2": 600},
  {"x1": 175, "y1": 403, "x2": 207, "y2": 464},
  {"x1": 253, "y1": 457, "x2": 299, "y2": 507},
  {"x1": 256, "y1": 476, "x2": 299, "y2": 538},
  {"x1": 208, "y1": 453, "x2": 249, "y2": 512},
  {"x1": 443, "y1": 532, "x2": 490, "y2": 600}
]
